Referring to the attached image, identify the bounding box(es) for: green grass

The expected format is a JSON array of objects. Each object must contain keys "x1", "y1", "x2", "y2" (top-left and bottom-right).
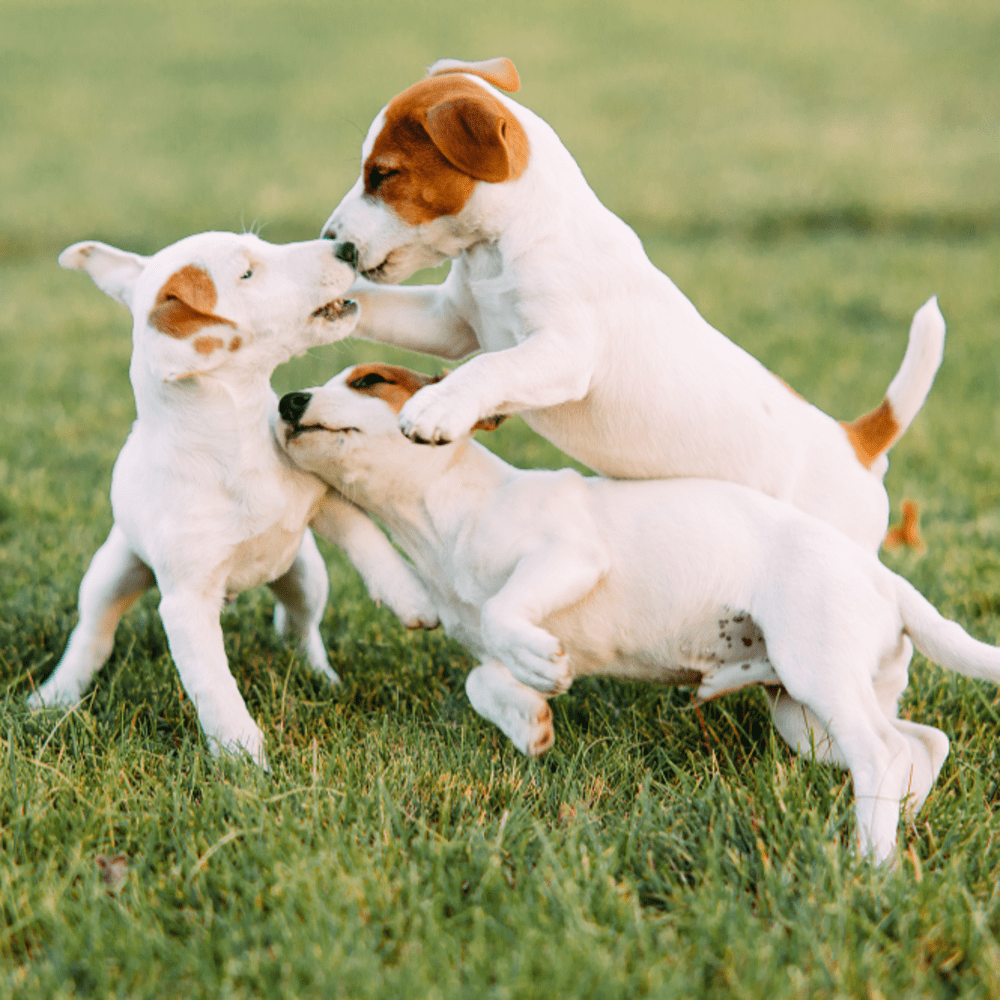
[{"x1": 2, "y1": 0, "x2": 1000, "y2": 996}]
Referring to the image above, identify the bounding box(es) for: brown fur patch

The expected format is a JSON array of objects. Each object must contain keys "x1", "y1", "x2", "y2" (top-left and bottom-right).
[
  {"x1": 193, "y1": 335, "x2": 224, "y2": 355},
  {"x1": 346, "y1": 363, "x2": 441, "y2": 413},
  {"x1": 841, "y1": 399, "x2": 901, "y2": 469},
  {"x1": 346, "y1": 362, "x2": 507, "y2": 431},
  {"x1": 228, "y1": 336, "x2": 242, "y2": 352},
  {"x1": 428, "y1": 57, "x2": 521, "y2": 93},
  {"x1": 148, "y1": 265, "x2": 235, "y2": 339},
  {"x1": 365, "y1": 75, "x2": 530, "y2": 225},
  {"x1": 883, "y1": 500, "x2": 924, "y2": 551}
]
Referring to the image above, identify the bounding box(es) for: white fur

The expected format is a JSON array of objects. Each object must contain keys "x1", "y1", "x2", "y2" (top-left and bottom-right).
[
  {"x1": 321, "y1": 68, "x2": 944, "y2": 757},
  {"x1": 278, "y1": 368, "x2": 1000, "y2": 863},
  {"x1": 321, "y1": 72, "x2": 944, "y2": 551},
  {"x1": 30, "y1": 233, "x2": 437, "y2": 766}
]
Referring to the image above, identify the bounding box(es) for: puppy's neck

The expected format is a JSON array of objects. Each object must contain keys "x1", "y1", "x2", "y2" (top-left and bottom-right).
[
  {"x1": 348, "y1": 437, "x2": 514, "y2": 567},
  {"x1": 133, "y1": 366, "x2": 286, "y2": 484}
]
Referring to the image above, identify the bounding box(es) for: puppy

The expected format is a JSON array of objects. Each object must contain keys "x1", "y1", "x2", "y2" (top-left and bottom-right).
[
  {"x1": 30, "y1": 234, "x2": 437, "y2": 766},
  {"x1": 320, "y1": 55, "x2": 944, "y2": 751},
  {"x1": 276, "y1": 363, "x2": 1000, "y2": 863}
]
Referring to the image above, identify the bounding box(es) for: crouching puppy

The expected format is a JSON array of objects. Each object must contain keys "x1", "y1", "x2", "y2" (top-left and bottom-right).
[
  {"x1": 277, "y1": 363, "x2": 1000, "y2": 863},
  {"x1": 30, "y1": 234, "x2": 437, "y2": 767}
]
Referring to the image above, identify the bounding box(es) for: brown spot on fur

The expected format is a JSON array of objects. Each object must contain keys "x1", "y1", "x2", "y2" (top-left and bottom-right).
[
  {"x1": 365, "y1": 75, "x2": 529, "y2": 226},
  {"x1": 841, "y1": 399, "x2": 901, "y2": 469},
  {"x1": 193, "y1": 335, "x2": 224, "y2": 355},
  {"x1": 346, "y1": 362, "x2": 507, "y2": 431},
  {"x1": 148, "y1": 265, "x2": 236, "y2": 339},
  {"x1": 883, "y1": 500, "x2": 924, "y2": 551},
  {"x1": 346, "y1": 363, "x2": 442, "y2": 412},
  {"x1": 428, "y1": 56, "x2": 521, "y2": 93},
  {"x1": 228, "y1": 336, "x2": 242, "y2": 352}
]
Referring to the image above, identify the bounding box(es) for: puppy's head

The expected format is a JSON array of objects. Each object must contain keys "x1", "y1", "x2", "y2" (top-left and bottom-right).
[
  {"x1": 59, "y1": 232, "x2": 360, "y2": 384},
  {"x1": 321, "y1": 57, "x2": 529, "y2": 283},
  {"x1": 277, "y1": 362, "x2": 504, "y2": 489}
]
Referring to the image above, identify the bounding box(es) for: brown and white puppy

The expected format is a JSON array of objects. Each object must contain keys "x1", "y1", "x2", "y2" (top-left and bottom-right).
[
  {"x1": 321, "y1": 56, "x2": 945, "y2": 752},
  {"x1": 29, "y1": 233, "x2": 437, "y2": 766},
  {"x1": 276, "y1": 363, "x2": 1000, "y2": 864}
]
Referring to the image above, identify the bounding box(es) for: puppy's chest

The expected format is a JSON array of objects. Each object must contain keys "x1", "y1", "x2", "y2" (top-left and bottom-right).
[
  {"x1": 224, "y1": 520, "x2": 306, "y2": 595},
  {"x1": 456, "y1": 249, "x2": 523, "y2": 349}
]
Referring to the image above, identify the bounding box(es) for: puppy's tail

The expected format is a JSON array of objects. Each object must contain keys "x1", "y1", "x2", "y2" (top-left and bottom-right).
[
  {"x1": 842, "y1": 296, "x2": 945, "y2": 469},
  {"x1": 897, "y1": 574, "x2": 1000, "y2": 685}
]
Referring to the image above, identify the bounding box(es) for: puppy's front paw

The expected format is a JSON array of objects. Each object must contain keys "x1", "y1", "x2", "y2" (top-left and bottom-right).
[
  {"x1": 484, "y1": 621, "x2": 573, "y2": 696},
  {"x1": 377, "y1": 570, "x2": 440, "y2": 631},
  {"x1": 398, "y1": 383, "x2": 478, "y2": 445},
  {"x1": 28, "y1": 681, "x2": 81, "y2": 712},
  {"x1": 208, "y1": 722, "x2": 270, "y2": 771}
]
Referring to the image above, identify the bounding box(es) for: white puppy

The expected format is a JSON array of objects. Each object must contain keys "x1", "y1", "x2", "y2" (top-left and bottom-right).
[
  {"x1": 321, "y1": 55, "x2": 944, "y2": 753},
  {"x1": 30, "y1": 233, "x2": 437, "y2": 766},
  {"x1": 321, "y1": 56, "x2": 942, "y2": 553},
  {"x1": 276, "y1": 363, "x2": 1000, "y2": 864}
]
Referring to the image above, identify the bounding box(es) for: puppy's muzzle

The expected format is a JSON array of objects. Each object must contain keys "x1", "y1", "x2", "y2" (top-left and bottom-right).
[{"x1": 279, "y1": 391, "x2": 312, "y2": 426}]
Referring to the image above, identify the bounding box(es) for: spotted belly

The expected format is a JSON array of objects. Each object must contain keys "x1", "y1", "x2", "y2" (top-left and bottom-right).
[{"x1": 569, "y1": 606, "x2": 780, "y2": 698}]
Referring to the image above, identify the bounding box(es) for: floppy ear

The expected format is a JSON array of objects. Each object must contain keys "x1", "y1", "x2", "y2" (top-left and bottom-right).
[
  {"x1": 471, "y1": 413, "x2": 507, "y2": 432},
  {"x1": 59, "y1": 241, "x2": 148, "y2": 310},
  {"x1": 427, "y1": 56, "x2": 521, "y2": 93},
  {"x1": 424, "y1": 91, "x2": 529, "y2": 183},
  {"x1": 144, "y1": 264, "x2": 238, "y2": 382}
]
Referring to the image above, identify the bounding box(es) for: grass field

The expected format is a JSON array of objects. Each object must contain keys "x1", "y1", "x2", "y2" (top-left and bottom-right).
[{"x1": 2, "y1": 0, "x2": 1000, "y2": 996}]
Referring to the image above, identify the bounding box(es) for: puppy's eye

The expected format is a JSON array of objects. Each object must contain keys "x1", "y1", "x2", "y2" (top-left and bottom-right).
[
  {"x1": 350, "y1": 372, "x2": 391, "y2": 389},
  {"x1": 368, "y1": 166, "x2": 400, "y2": 192},
  {"x1": 240, "y1": 267, "x2": 254, "y2": 280}
]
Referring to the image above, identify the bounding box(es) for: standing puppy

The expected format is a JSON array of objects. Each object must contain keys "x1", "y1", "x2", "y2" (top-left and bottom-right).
[
  {"x1": 30, "y1": 233, "x2": 436, "y2": 765},
  {"x1": 276, "y1": 363, "x2": 998, "y2": 865},
  {"x1": 321, "y1": 56, "x2": 944, "y2": 749}
]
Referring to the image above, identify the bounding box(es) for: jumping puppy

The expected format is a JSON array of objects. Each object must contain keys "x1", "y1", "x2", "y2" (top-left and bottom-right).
[
  {"x1": 277, "y1": 364, "x2": 999, "y2": 864},
  {"x1": 320, "y1": 55, "x2": 945, "y2": 749},
  {"x1": 30, "y1": 234, "x2": 437, "y2": 766}
]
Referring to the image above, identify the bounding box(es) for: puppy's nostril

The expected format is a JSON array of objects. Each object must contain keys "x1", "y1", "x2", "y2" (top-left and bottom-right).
[
  {"x1": 322, "y1": 226, "x2": 337, "y2": 241},
  {"x1": 279, "y1": 392, "x2": 312, "y2": 424},
  {"x1": 334, "y1": 241, "x2": 359, "y2": 269}
]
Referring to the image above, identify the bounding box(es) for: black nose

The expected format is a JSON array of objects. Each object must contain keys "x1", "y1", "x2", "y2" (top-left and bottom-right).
[
  {"x1": 332, "y1": 241, "x2": 359, "y2": 269},
  {"x1": 279, "y1": 391, "x2": 312, "y2": 425}
]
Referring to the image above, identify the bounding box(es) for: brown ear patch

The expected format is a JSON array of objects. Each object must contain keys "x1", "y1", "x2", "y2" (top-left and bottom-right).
[
  {"x1": 346, "y1": 363, "x2": 442, "y2": 412},
  {"x1": 427, "y1": 56, "x2": 521, "y2": 93},
  {"x1": 148, "y1": 265, "x2": 236, "y2": 339},
  {"x1": 841, "y1": 399, "x2": 901, "y2": 469},
  {"x1": 471, "y1": 413, "x2": 507, "y2": 432},
  {"x1": 346, "y1": 363, "x2": 508, "y2": 432},
  {"x1": 365, "y1": 75, "x2": 529, "y2": 225}
]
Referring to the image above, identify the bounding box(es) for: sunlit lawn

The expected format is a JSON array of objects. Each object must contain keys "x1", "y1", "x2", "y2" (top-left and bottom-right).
[{"x1": 2, "y1": 1, "x2": 999, "y2": 996}]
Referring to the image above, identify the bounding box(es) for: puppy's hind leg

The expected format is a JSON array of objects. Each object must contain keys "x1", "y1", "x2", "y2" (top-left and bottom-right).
[
  {"x1": 466, "y1": 661, "x2": 554, "y2": 757},
  {"x1": 779, "y1": 656, "x2": 912, "y2": 864},
  {"x1": 30, "y1": 526, "x2": 154, "y2": 709},
  {"x1": 269, "y1": 529, "x2": 339, "y2": 685}
]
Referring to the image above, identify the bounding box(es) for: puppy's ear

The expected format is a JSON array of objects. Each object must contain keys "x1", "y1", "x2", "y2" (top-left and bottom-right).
[
  {"x1": 471, "y1": 413, "x2": 507, "y2": 432},
  {"x1": 425, "y1": 92, "x2": 529, "y2": 183},
  {"x1": 427, "y1": 57, "x2": 521, "y2": 93},
  {"x1": 144, "y1": 265, "x2": 238, "y2": 382},
  {"x1": 59, "y1": 241, "x2": 149, "y2": 310}
]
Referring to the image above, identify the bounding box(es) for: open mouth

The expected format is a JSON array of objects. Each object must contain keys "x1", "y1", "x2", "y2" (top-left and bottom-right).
[
  {"x1": 285, "y1": 423, "x2": 359, "y2": 442},
  {"x1": 360, "y1": 262, "x2": 388, "y2": 282},
  {"x1": 311, "y1": 298, "x2": 358, "y2": 321}
]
